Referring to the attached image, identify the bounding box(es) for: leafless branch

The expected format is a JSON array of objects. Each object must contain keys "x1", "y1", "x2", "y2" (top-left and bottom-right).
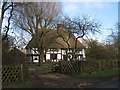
[{"x1": 2, "y1": 2, "x2": 14, "y2": 41}]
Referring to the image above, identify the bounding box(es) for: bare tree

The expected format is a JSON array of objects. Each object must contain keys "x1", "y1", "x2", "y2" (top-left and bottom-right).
[
  {"x1": 0, "y1": 1, "x2": 15, "y2": 41},
  {"x1": 0, "y1": 2, "x2": 14, "y2": 75},
  {"x1": 12, "y1": 2, "x2": 62, "y2": 65},
  {"x1": 118, "y1": 23, "x2": 120, "y2": 59},
  {"x1": 56, "y1": 24, "x2": 74, "y2": 61},
  {"x1": 60, "y1": 15, "x2": 101, "y2": 60},
  {"x1": 107, "y1": 24, "x2": 120, "y2": 59}
]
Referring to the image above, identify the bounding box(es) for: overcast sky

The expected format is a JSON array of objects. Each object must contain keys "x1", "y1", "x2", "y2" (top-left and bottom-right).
[{"x1": 62, "y1": 2, "x2": 118, "y2": 42}]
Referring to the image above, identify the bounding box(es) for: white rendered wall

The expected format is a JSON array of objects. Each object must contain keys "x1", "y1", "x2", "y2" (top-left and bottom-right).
[
  {"x1": 62, "y1": 50, "x2": 65, "y2": 54},
  {"x1": 46, "y1": 54, "x2": 50, "y2": 59},
  {"x1": 82, "y1": 49, "x2": 86, "y2": 58},
  {"x1": 33, "y1": 56, "x2": 39, "y2": 62},
  {"x1": 27, "y1": 48, "x2": 85, "y2": 62},
  {"x1": 32, "y1": 50, "x2": 39, "y2": 54},
  {"x1": 29, "y1": 48, "x2": 39, "y2": 54},
  {"x1": 79, "y1": 51, "x2": 83, "y2": 54},
  {"x1": 57, "y1": 54, "x2": 61, "y2": 59}
]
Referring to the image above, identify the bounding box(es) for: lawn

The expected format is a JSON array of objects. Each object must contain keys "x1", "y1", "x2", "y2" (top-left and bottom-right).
[
  {"x1": 2, "y1": 81, "x2": 33, "y2": 88},
  {"x1": 79, "y1": 68, "x2": 120, "y2": 78},
  {"x1": 40, "y1": 62, "x2": 54, "y2": 69},
  {"x1": 68, "y1": 68, "x2": 119, "y2": 78}
]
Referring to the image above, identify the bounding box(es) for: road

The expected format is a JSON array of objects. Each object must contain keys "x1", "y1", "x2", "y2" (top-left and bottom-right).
[
  {"x1": 28, "y1": 64, "x2": 119, "y2": 88},
  {"x1": 97, "y1": 80, "x2": 119, "y2": 88}
]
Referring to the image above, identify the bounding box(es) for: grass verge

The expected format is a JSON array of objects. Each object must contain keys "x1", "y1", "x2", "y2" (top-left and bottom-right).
[
  {"x1": 2, "y1": 81, "x2": 33, "y2": 88},
  {"x1": 70, "y1": 68, "x2": 120, "y2": 78}
]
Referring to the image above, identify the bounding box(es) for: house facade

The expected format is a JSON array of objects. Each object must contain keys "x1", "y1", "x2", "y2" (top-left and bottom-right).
[
  {"x1": 26, "y1": 48, "x2": 85, "y2": 63},
  {"x1": 25, "y1": 24, "x2": 86, "y2": 63}
]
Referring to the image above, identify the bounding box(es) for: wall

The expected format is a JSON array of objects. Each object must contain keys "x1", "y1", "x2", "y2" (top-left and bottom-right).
[
  {"x1": 33, "y1": 56, "x2": 39, "y2": 63},
  {"x1": 26, "y1": 48, "x2": 86, "y2": 62}
]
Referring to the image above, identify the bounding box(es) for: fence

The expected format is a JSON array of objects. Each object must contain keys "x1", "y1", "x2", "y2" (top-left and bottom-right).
[
  {"x1": 2, "y1": 64, "x2": 24, "y2": 83},
  {"x1": 59, "y1": 60, "x2": 81, "y2": 73},
  {"x1": 59, "y1": 60, "x2": 119, "y2": 74}
]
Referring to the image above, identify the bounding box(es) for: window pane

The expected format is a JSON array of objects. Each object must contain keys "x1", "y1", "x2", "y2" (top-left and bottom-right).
[{"x1": 50, "y1": 54, "x2": 57, "y2": 60}]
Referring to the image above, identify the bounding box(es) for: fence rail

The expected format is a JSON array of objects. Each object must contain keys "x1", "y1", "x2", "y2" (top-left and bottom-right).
[
  {"x1": 59, "y1": 60, "x2": 119, "y2": 74},
  {"x1": 2, "y1": 64, "x2": 23, "y2": 83}
]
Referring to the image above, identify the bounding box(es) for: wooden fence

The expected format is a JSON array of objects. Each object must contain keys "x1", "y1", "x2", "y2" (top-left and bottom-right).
[
  {"x1": 59, "y1": 60, "x2": 119, "y2": 74},
  {"x1": 59, "y1": 61, "x2": 81, "y2": 73},
  {"x1": 2, "y1": 64, "x2": 24, "y2": 83}
]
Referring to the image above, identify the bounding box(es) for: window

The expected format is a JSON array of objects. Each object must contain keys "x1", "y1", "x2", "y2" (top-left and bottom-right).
[
  {"x1": 63, "y1": 55, "x2": 67, "y2": 61},
  {"x1": 50, "y1": 54, "x2": 57, "y2": 60},
  {"x1": 34, "y1": 58, "x2": 38, "y2": 60},
  {"x1": 80, "y1": 54, "x2": 83, "y2": 58}
]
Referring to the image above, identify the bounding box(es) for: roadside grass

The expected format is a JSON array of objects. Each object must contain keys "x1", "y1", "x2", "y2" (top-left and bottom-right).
[
  {"x1": 70, "y1": 68, "x2": 120, "y2": 78},
  {"x1": 18, "y1": 81, "x2": 33, "y2": 88},
  {"x1": 40, "y1": 63, "x2": 54, "y2": 74},
  {"x1": 2, "y1": 81, "x2": 33, "y2": 88},
  {"x1": 40, "y1": 62, "x2": 54, "y2": 69}
]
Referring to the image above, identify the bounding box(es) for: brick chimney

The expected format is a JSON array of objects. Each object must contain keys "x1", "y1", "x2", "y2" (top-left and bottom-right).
[{"x1": 57, "y1": 24, "x2": 64, "y2": 30}]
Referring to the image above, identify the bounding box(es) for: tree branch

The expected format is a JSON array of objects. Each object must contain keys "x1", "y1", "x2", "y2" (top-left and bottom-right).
[{"x1": 2, "y1": 2, "x2": 14, "y2": 41}]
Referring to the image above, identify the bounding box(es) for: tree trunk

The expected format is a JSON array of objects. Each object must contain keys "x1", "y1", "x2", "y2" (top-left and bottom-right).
[
  {"x1": 71, "y1": 38, "x2": 77, "y2": 61},
  {"x1": 0, "y1": 18, "x2": 3, "y2": 33},
  {"x1": 38, "y1": 51, "x2": 44, "y2": 66}
]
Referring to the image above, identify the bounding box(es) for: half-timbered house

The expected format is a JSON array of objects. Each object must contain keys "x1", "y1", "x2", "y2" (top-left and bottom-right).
[{"x1": 25, "y1": 24, "x2": 86, "y2": 63}]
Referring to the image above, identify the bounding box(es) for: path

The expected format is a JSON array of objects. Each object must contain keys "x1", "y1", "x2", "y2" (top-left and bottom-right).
[{"x1": 28, "y1": 64, "x2": 119, "y2": 88}]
